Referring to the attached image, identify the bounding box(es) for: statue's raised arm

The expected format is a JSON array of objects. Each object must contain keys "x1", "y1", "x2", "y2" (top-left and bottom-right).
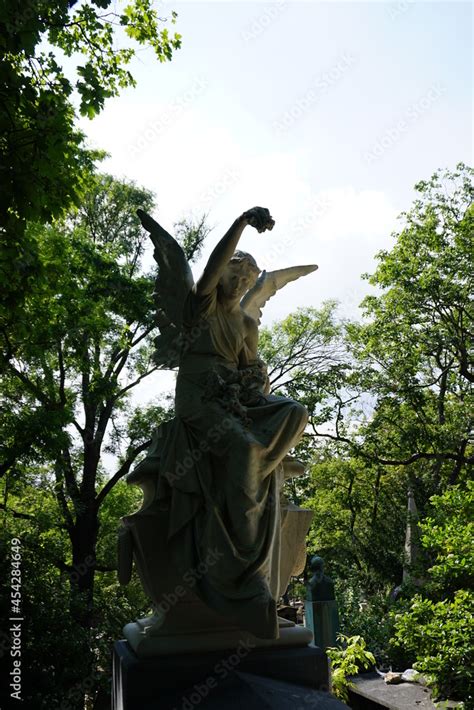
[{"x1": 196, "y1": 207, "x2": 275, "y2": 296}]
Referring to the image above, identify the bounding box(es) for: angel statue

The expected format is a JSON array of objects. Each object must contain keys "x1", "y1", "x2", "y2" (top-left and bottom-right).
[{"x1": 119, "y1": 207, "x2": 317, "y2": 655}]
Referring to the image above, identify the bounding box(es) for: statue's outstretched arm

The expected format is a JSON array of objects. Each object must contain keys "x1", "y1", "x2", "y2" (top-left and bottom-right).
[{"x1": 196, "y1": 207, "x2": 274, "y2": 296}]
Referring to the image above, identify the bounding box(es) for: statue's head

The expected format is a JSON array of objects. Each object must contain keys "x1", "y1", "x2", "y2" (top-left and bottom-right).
[
  {"x1": 309, "y1": 555, "x2": 324, "y2": 582},
  {"x1": 229, "y1": 251, "x2": 260, "y2": 279},
  {"x1": 218, "y1": 251, "x2": 260, "y2": 302}
]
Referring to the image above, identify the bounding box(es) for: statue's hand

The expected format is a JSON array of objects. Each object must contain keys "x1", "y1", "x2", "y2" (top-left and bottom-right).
[{"x1": 243, "y1": 207, "x2": 275, "y2": 233}]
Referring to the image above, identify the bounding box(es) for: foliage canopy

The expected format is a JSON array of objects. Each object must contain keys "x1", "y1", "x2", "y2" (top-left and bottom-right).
[{"x1": 0, "y1": 0, "x2": 181, "y2": 313}]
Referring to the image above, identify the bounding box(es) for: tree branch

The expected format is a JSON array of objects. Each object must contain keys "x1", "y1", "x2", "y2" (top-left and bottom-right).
[
  {"x1": 0, "y1": 502, "x2": 35, "y2": 520},
  {"x1": 57, "y1": 339, "x2": 66, "y2": 406},
  {"x1": 60, "y1": 447, "x2": 80, "y2": 502},
  {"x1": 94, "y1": 564, "x2": 118, "y2": 573},
  {"x1": 307, "y1": 428, "x2": 473, "y2": 466},
  {"x1": 113, "y1": 365, "x2": 159, "y2": 402},
  {"x1": 95, "y1": 439, "x2": 151, "y2": 506},
  {"x1": 54, "y1": 461, "x2": 75, "y2": 532},
  {"x1": 1, "y1": 357, "x2": 52, "y2": 406}
]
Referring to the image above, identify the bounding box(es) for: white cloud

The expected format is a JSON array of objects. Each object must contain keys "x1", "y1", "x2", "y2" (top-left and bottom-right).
[
  {"x1": 83, "y1": 99, "x2": 398, "y2": 324},
  {"x1": 254, "y1": 186, "x2": 399, "y2": 324}
]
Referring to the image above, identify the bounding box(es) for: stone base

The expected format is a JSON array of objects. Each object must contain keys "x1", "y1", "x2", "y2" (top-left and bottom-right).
[
  {"x1": 349, "y1": 672, "x2": 444, "y2": 710},
  {"x1": 112, "y1": 638, "x2": 332, "y2": 710},
  {"x1": 124, "y1": 613, "x2": 313, "y2": 657}
]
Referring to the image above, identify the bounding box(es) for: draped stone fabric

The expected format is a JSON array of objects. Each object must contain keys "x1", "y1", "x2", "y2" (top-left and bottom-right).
[{"x1": 150, "y1": 287, "x2": 308, "y2": 639}]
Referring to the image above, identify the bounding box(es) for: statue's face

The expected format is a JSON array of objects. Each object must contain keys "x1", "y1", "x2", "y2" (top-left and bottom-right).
[
  {"x1": 311, "y1": 557, "x2": 324, "y2": 582},
  {"x1": 219, "y1": 261, "x2": 258, "y2": 302}
]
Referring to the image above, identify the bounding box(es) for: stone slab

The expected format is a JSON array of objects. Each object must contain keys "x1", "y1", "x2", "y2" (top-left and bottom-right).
[
  {"x1": 124, "y1": 615, "x2": 314, "y2": 657},
  {"x1": 112, "y1": 639, "x2": 331, "y2": 709},
  {"x1": 115, "y1": 670, "x2": 347, "y2": 710},
  {"x1": 349, "y1": 672, "x2": 439, "y2": 710}
]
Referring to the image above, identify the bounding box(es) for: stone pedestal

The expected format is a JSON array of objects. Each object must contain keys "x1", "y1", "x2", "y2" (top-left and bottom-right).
[
  {"x1": 124, "y1": 611, "x2": 313, "y2": 657},
  {"x1": 305, "y1": 600, "x2": 340, "y2": 650},
  {"x1": 119, "y1": 495, "x2": 315, "y2": 658},
  {"x1": 112, "y1": 638, "x2": 333, "y2": 710}
]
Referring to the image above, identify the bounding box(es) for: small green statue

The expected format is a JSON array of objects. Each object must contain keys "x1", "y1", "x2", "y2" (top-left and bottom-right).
[
  {"x1": 305, "y1": 555, "x2": 340, "y2": 649},
  {"x1": 306, "y1": 556, "x2": 336, "y2": 602}
]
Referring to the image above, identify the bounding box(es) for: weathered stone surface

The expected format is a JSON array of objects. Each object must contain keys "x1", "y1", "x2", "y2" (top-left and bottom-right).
[
  {"x1": 280, "y1": 501, "x2": 314, "y2": 594},
  {"x1": 307, "y1": 556, "x2": 336, "y2": 602},
  {"x1": 119, "y1": 206, "x2": 318, "y2": 650},
  {"x1": 349, "y1": 672, "x2": 442, "y2": 709},
  {"x1": 112, "y1": 640, "x2": 336, "y2": 709},
  {"x1": 123, "y1": 613, "x2": 313, "y2": 657}
]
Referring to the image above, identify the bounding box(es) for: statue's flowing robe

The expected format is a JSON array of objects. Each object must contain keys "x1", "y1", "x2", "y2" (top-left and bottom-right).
[{"x1": 150, "y1": 287, "x2": 307, "y2": 639}]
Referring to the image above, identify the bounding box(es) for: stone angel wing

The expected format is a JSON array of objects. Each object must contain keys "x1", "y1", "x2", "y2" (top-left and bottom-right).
[
  {"x1": 240, "y1": 264, "x2": 318, "y2": 325},
  {"x1": 137, "y1": 209, "x2": 194, "y2": 369}
]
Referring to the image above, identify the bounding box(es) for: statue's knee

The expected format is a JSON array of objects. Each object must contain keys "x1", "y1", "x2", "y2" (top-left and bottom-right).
[{"x1": 291, "y1": 402, "x2": 308, "y2": 431}]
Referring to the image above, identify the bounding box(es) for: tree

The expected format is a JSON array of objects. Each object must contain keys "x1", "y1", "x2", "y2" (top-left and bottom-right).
[
  {"x1": 0, "y1": 174, "x2": 207, "y2": 621},
  {"x1": 1, "y1": 174, "x2": 154, "y2": 625},
  {"x1": 391, "y1": 482, "x2": 474, "y2": 703},
  {"x1": 266, "y1": 166, "x2": 473, "y2": 665},
  {"x1": 258, "y1": 302, "x2": 349, "y2": 503},
  {"x1": 346, "y1": 164, "x2": 473, "y2": 487},
  {"x1": 1, "y1": 173, "x2": 208, "y2": 705},
  {"x1": 307, "y1": 457, "x2": 407, "y2": 587},
  {"x1": 0, "y1": 465, "x2": 150, "y2": 708},
  {"x1": 0, "y1": 0, "x2": 181, "y2": 313}
]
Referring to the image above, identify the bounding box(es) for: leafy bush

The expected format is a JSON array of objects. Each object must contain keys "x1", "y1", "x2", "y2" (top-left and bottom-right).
[
  {"x1": 392, "y1": 590, "x2": 473, "y2": 702},
  {"x1": 391, "y1": 483, "x2": 474, "y2": 703},
  {"x1": 334, "y1": 576, "x2": 396, "y2": 667},
  {"x1": 327, "y1": 634, "x2": 375, "y2": 703}
]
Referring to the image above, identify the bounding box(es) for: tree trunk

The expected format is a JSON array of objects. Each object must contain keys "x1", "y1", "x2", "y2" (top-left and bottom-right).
[{"x1": 69, "y1": 502, "x2": 99, "y2": 627}]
